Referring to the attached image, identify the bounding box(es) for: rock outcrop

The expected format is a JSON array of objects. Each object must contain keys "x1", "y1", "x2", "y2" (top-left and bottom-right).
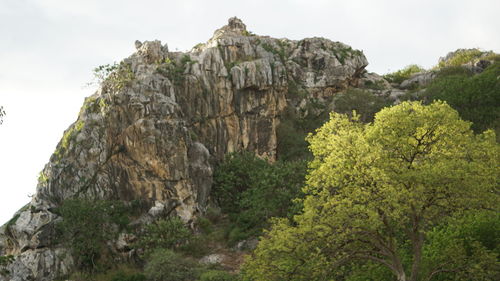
[{"x1": 0, "y1": 17, "x2": 367, "y2": 280}]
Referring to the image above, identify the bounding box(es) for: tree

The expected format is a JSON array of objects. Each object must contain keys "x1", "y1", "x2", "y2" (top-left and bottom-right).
[
  {"x1": 334, "y1": 88, "x2": 392, "y2": 123},
  {"x1": 55, "y1": 199, "x2": 130, "y2": 271},
  {"x1": 242, "y1": 101, "x2": 499, "y2": 281},
  {"x1": 424, "y1": 61, "x2": 500, "y2": 136},
  {"x1": 213, "y1": 152, "x2": 306, "y2": 242}
]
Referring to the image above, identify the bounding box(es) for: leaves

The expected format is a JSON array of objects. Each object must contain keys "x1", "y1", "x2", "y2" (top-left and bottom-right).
[
  {"x1": 212, "y1": 152, "x2": 306, "y2": 242},
  {"x1": 242, "y1": 101, "x2": 499, "y2": 281}
]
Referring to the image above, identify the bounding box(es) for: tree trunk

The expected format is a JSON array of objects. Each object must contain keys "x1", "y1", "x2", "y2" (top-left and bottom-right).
[{"x1": 410, "y1": 234, "x2": 423, "y2": 281}]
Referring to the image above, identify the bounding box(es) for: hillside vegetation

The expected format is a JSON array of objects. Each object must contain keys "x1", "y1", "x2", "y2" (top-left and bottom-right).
[{"x1": 1, "y1": 17, "x2": 498, "y2": 281}]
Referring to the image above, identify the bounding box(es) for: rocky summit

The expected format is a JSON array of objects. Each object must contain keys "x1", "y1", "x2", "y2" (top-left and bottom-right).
[{"x1": 0, "y1": 17, "x2": 369, "y2": 280}]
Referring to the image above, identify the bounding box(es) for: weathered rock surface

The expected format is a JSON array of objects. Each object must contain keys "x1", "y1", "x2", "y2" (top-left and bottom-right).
[{"x1": 0, "y1": 17, "x2": 367, "y2": 280}]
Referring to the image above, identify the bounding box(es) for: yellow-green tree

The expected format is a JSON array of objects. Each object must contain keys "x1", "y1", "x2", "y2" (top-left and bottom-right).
[{"x1": 242, "y1": 101, "x2": 499, "y2": 281}]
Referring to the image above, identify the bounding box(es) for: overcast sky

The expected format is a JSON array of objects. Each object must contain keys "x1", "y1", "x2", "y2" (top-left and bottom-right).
[{"x1": 0, "y1": 0, "x2": 499, "y2": 224}]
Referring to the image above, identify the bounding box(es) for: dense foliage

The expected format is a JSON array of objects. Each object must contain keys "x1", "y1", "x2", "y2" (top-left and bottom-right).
[
  {"x1": 56, "y1": 199, "x2": 131, "y2": 271},
  {"x1": 0, "y1": 255, "x2": 14, "y2": 276},
  {"x1": 384, "y1": 64, "x2": 425, "y2": 84},
  {"x1": 136, "y1": 217, "x2": 192, "y2": 254},
  {"x1": 242, "y1": 101, "x2": 499, "y2": 281},
  {"x1": 424, "y1": 61, "x2": 500, "y2": 136},
  {"x1": 277, "y1": 103, "x2": 329, "y2": 161},
  {"x1": 212, "y1": 152, "x2": 306, "y2": 243},
  {"x1": 199, "y1": 270, "x2": 236, "y2": 281},
  {"x1": 437, "y1": 49, "x2": 497, "y2": 68},
  {"x1": 334, "y1": 88, "x2": 393, "y2": 123},
  {"x1": 144, "y1": 249, "x2": 199, "y2": 281}
]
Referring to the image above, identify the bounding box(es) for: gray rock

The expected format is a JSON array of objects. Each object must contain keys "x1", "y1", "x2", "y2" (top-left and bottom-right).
[
  {"x1": 235, "y1": 238, "x2": 259, "y2": 251},
  {"x1": 199, "y1": 254, "x2": 225, "y2": 265},
  {"x1": 400, "y1": 71, "x2": 435, "y2": 89}
]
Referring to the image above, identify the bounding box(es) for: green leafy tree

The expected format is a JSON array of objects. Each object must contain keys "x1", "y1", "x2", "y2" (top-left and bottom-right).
[
  {"x1": 425, "y1": 61, "x2": 500, "y2": 136},
  {"x1": 242, "y1": 101, "x2": 499, "y2": 281},
  {"x1": 421, "y1": 210, "x2": 499, "y2": 280},
  {"x1": 136, "y1": 217, "x2": 191, "y2": 253},
  {"x1": 213, "y1": 152, "x2": 306, "y2": 242},
  {"x1": 334, "y1": 88, "x2": 392, "y2": 123},
  {"x1": 56, "y1": 199, "x2": 130, "y2": 271}
]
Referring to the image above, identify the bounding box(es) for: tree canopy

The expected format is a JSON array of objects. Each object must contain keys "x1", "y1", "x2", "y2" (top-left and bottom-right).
[
  {"x1": 242, "y1": 101, "x2": 499, "y2": 281},
  {"x1": 424, "y1": 61, "x2": 500, "y2": 136}
]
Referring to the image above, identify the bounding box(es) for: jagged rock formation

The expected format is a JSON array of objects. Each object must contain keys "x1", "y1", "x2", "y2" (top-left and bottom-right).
[{"x1": 0, "y1": 17, "x2": 368, "y2": 280}]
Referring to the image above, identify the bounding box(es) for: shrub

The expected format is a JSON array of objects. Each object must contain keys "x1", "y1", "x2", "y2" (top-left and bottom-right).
[
  {"x1": 199, "y1": 270, "x2": 236, "y2": 281},
  {"x1": 55, "y1": 199, "x2": 130, "y2": 271},
  {"x1": 93, "y1": 62, "x2": 135, "y2": 91},
  {"x1": 136, "y1": 217, "x2": 191, "y2": 254},
  {"x1": 383, "y1": 64, "x2": 425, "y2": 84},
  {"x1": 109, "y1": 272, "x2": 146, "y2": 281},
  {"x1": 333, "y1": 88, "x2": 393, "y2": 123},
  {"x1": 277, "y1": 101, "x2": 330, "y2": 161},
  {"x1": 437, "y1": 48, "x2": 492, "y2": 68},
  {"x1": 0, "y1": 255, "x2": 14, "y2": 276},
  {"x1": 425, "y1": 61, "x2": 500, "y2": 136},
  {"x1": 213, "y1": 152, "x2": 306, "y2": 243},
  {"x1": 144, "y1": 249, "x2": 199, "y2": 281}
]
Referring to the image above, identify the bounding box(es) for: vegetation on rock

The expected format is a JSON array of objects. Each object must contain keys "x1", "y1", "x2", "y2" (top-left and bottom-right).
[
  {"x1": 437, "y1": 48, "x2": 498, "y2": 68},
  {"x1": 55, "y1": 199, "x2": 131, "y2": 271},
  {"x1": 136, "y1": 217, "x2": 192, "y2": 254},
  {"x1": 384, "y1": 64, "x2": 425, "y2": 84},
  {"x1": 92, "y1": 62, "x2": 135, "y2": 91}
]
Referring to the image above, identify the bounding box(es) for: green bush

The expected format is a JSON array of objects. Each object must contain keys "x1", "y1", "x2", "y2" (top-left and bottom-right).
[
  {"x1": 55, "y1": 199, "x2": 131, "y2": 271},
  {"x1": 0, "y1": 255, "x2": 14, "y2": 276},
  {"x1": 383, "y1": 64, "x2": 425, "y2": 84},
  {"x1": 277, "y1": 101, "x2": 330, "y2": 161},
  {"x1": 425, "y1": 61, "x2": 500, "y2": 136},
  {"x1": 93, "y1": 62, "x2": 135, "y2": 91},
  {"x1": 334, "y1": 88, "x2": 393, "y2": 123},
  {"x1": 199, "y1": 270, "x2": 235, "y2": 281},
  {"x1": 437, "y1": 48, "x2": 492, "y2": 68},
  {"x1": 144, "y1": 249, "x2": 199, "y2": 281},
  {"x1": 110, "y1": 272, "x2": 146, "y2": 281},
  {"x1": 136, "y1": 217, "x2": 191, "y2": 254},
  {"x1": 213, "y1": 152, "x2": 306, "y2": 243},
  {"x1": 421, "y1": 211, "x2": 500, "y2": 280},
  {"x1": 196, "y1": 216, "x2": 214, "y2": 234}
]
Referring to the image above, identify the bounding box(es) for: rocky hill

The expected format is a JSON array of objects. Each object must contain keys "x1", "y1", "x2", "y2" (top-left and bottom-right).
[
  {"x1": 1, "y1": 17, "x2": 498, "y2": 281},
  {"x1": 0, "y1": 17, "x2": 369, "y2": 280}
]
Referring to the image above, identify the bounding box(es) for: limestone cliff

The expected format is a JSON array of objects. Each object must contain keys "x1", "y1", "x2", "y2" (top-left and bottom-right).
[{"x1": 0, "y1": 17, "x2": 368, "y2": 281}]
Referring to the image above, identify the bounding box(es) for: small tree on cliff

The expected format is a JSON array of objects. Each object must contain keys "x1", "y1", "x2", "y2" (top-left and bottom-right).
[{"x1": 242, "y1": 101, "x2": 499, "y2": 281}]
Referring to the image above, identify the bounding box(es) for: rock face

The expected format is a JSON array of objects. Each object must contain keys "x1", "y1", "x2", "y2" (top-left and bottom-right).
[{"x1": 0, "y1": 17, "x2": 367, "y2": 280}]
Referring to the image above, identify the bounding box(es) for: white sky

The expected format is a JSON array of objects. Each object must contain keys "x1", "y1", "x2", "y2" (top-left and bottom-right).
[{"x1": 0, "y1": 0, "x2": 499, "y2": 224}]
